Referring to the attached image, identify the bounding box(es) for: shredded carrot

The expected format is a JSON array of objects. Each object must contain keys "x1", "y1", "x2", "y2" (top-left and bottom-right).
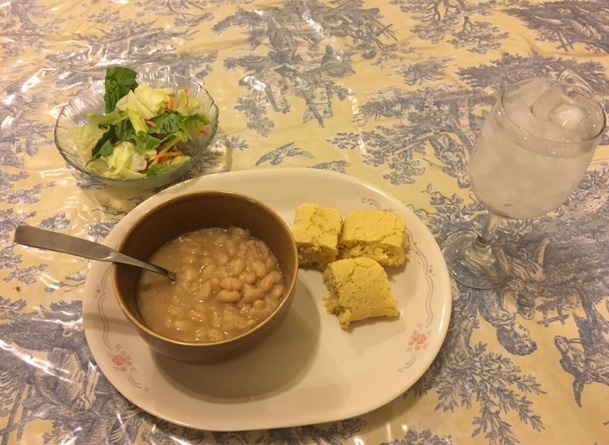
[
  {"x1": 168, "y1": 96, "x2": 174, "y2": 110},
  {"x1": 146, "y1": 120, "x2": 157, "y2": 128},
  {"x1": 155, "y1": 151, "x2": 183, "y2": 163},
  {"x1": 183, "y1": 87, "x2": 189, "y2": 94},
  {"x1": 200, "y1": 129, "x2": 209, "y2": 135}
]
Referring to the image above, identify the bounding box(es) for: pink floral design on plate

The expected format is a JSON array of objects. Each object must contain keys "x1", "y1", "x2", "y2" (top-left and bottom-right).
[
  {"x1": 110, "y1": 349, "x2": 134, "y2": 373},
  {"x1": 409, "y1": 330, "x2": 428, "y2": 351}
]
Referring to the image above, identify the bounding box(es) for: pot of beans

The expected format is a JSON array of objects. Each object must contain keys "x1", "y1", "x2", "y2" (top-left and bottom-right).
[{"x1": 112, "y1": 190, "x2": 299, "y2": 364}]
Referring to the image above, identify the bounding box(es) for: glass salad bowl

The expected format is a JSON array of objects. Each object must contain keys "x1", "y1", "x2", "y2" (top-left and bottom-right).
[{"x1": 54, "y1": 65, "x2": 219, "y2": 190}]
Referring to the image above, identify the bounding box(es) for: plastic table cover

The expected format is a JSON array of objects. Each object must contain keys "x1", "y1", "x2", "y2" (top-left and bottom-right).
[{"x1": 2, "y1": 0, "x2": 609, "y2": 444}]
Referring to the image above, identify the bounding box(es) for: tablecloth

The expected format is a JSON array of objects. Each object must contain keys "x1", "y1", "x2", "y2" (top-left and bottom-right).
[{"x1": 2, "y1": 0, "x2": 609, "y2": 444}]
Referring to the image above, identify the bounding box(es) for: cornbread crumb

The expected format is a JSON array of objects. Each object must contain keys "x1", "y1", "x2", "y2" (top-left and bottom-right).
[
  {"x1": 292, "y1": 203, "x2": 343, "y2": 270},
  {"x1": 323, "y1": 257, "x2": 399, "y2": 329},
  {"x1": 339, "y1": 210, "x2": 409, "y2": 267}
]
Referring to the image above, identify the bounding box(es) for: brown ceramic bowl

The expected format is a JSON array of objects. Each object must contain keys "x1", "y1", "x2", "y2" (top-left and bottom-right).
[{"x1": 112, "y1": 190, "x2": 298, "y2": 364}]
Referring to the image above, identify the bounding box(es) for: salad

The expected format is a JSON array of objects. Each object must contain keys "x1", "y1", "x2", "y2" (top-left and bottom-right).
[{"x1": 70, "y1": 67, "x2": 212, "y2": 179}]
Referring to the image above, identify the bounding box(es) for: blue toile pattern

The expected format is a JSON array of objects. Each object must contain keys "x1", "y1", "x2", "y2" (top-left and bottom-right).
[{"x1": 1, "y1": 0, "x2": 609, "y2": 444}]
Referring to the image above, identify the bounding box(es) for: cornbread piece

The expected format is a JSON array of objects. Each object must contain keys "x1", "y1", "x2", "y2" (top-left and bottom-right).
[
  {"x1": 339, "y1": 210, "x2": 409, "y2": 267},
  {"x1": 323, "y1": 257, "x2": 399, "y2": 329},
  {"x1": 292, "y1": 203, "x2": 343, "y2": 270}
]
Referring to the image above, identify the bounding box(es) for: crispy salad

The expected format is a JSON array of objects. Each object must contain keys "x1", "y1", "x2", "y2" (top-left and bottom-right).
[{"x1": 70, "y1": 67, "x2": 212, "y2": 179}]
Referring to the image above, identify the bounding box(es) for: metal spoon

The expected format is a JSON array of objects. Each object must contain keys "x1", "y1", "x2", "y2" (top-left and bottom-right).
[{"x1": 14, "y1": 225, "x2": 176, "y2": 281}]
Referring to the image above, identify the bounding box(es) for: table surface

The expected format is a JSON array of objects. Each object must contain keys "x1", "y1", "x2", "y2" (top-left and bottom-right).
[{"x1": 2, "y1": 1, "x2": 609, "y2": 444}]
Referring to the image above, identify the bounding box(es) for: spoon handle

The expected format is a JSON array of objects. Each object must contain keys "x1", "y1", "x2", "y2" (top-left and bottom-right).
[{"x1": 14, "y1": 225, "x2": 175, "y2": 281}]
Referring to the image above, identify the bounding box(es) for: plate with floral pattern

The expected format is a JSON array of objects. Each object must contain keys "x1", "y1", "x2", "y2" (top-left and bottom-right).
[{"x1": 83, "y1": 168, "x2": 452, "y2": 431}]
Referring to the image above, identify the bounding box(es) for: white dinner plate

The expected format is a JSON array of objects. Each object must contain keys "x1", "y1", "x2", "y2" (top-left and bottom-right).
[{"x1": 83, "y1": 168, "x2": 452, "y2": 431}]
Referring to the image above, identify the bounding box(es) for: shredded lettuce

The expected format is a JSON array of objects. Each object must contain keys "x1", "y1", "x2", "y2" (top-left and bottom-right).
[
  {"x1": 69, "y1": 67, "x2": 211, "y2": 180},
  {"x1": 116, "y1": 84, "x2": 173, "y2": 120},
  {"x1": 125, "y1": 108, "x2": 149, "y2": 134},
  {"x1": 69, "y1": 123, "x2": 105, "y2": 155},
  {"x1": 174, "y1": 89, "x2": 202, "y2": 115}
]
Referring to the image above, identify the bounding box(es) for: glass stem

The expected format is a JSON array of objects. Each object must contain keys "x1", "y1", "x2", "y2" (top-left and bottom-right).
[
  {"x1": 477, "y1": 211, "x2": 503, "y2": 246},
  {"x1": 465, "y1": 211, "x2": 503, "y2": 268}
]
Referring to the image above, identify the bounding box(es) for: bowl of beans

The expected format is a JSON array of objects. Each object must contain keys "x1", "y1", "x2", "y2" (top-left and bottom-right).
[{"x1": 112, "y1": 190, "x2": 299, "y2": 364}]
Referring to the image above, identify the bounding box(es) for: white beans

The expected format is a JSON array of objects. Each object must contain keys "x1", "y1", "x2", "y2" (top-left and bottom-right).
[
  {"x1": 242, "y1": 272, "x2": 257, "y2": 284},
  {"x1": 259, "y1": 270, "x2": 281, "y2": 292},
  {"x1": 137, "y1": 226, "x2": 286, "y2": 343},
  {"x1": 243, "y1": 287, "x2": 264, "y2": 303},
  {"x1": 228, "y1": 258, "x2": 246, "y2": 277},
  {"x1": 269, "y1": 283, "x2": 285, "y2": 300},
  {"x1": 220, "y1": 277, "x2": 244, "y2": 291},
  {"x1": 216, "y1": 289, "x2": 241, "y2": 303},
  {"x1": 250, "y1": 260, "x2": 268, "y2": 278},
  {"x1": 195, "y1": 281, "x2": 213, "y2": 302}
]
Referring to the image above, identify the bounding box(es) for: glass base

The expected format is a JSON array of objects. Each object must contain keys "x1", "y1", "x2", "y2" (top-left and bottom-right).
[{"x1": 441, "y1": 230, "x2": 506, "y2": 290}]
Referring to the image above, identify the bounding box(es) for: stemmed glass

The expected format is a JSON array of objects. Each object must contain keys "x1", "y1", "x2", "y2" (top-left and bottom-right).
[{"x1": 442, "y1": 77, "x2": 606, "y2": 289}]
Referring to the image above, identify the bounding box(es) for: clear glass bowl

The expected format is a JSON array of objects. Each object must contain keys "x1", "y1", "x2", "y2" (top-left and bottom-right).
[{"x1": 54, "y1": 65, "x2": 219, "y2": 190}]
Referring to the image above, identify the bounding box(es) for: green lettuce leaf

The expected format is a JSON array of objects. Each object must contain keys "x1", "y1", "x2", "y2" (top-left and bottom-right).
[
  {"x1": 133, "y1": 131, "x2": 162, "y2": 153},
  {"x1": 104, "y1": 67, "x2": 138, "y2": 113},
  {"x1": 150, "y1": 111, "x2": 183, "y2": 135},
  {"x1": 146, "y1": 154, "x2": 191, "y2": 176},
  {"x1": 125, "y1": 108, "x2": 149, "y2": 134}
]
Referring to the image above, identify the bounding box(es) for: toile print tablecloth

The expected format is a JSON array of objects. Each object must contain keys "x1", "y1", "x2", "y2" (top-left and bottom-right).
[{"x1": 2, "y1": 1, "x2": 609, "y2": 444}]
